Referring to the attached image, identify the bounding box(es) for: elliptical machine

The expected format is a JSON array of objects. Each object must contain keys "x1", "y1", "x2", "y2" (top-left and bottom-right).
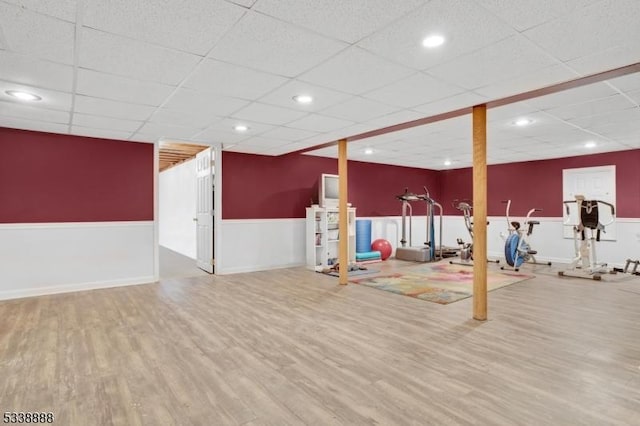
[
  {"x1": 449, "y1": 200, "x2": 499, "y2": 266},
  {"x1": 500, "y1": 200, "x2": 552, "y2": 271},
  {"x1": 395, "y1": 186, "x2": 444, "y2": 262},
  {"x1": 558, "y1": 195, "x2": 615, "y2": 281}
]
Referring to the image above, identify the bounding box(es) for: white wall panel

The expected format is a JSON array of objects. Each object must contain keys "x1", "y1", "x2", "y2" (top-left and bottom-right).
[
  {"x1": 159, "y1": 159, "x2": 197, "y2": 259},
  {"x1": 0, "y1": 221, "x2": 155, "y2": 300}
]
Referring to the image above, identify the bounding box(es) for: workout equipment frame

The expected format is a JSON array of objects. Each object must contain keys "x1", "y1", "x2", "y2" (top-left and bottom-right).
[
  {"x1": 449, "y1": 200, "x2": 499, "y2": 267},
  {"x1": 558, "y1": 196, "x2": 615, "y2": 281},
  {"x1": 500, "y1": 200, "x2": 551, "y2": 271},
  {"x1": 395, "y1": 186, "x2": 444, "y2": 262}
]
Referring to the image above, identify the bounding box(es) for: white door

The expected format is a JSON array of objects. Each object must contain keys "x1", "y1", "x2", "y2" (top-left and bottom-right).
[
  {"x1": 562, "y1": 165, "x2": 616, "y2": 240},
  {"x1": 196, "y1": 148, "x2": 214, "y2": 273}
]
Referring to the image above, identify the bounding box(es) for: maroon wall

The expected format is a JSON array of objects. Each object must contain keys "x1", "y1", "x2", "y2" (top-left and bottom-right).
[
  {"x1": 441, "y1": 149, "x2": 640, "y2": 217},
  {"x1": 222, "y1": 152, "x2": 440, "y2": 219},
  {"x1": 0, "y1": 127, "x2": 154, "y2": 223}
]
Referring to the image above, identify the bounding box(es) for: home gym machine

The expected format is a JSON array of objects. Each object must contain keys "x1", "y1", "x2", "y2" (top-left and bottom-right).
[
  {"x1": 449, "y1": 200, "x2": 499, "y2": 266},
  {"x1": 395, "y1": 186, "x2": 448, "y2": 262},
  {"x1": 613, "y1": 259, "x2": 640, "y2": 276},
  {"x1": 558, "y1": 195, "x2": 615, "y2": 280},
  {"x1": 500, "y1": 200, "x2": 552, "y2": 271}
]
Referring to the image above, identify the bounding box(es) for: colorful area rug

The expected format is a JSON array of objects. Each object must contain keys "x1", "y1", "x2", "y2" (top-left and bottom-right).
[{"x1": 350, "y1": 262, "x2": 534, "y2": 305}]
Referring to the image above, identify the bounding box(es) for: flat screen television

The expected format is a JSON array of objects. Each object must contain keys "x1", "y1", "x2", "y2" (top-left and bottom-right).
[{"x1": 319, "y1": 173, "x2": 339, "y2": 207}]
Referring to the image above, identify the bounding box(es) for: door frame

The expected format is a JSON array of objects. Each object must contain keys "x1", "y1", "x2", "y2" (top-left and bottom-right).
[{"x1": 153, "y1": 141, "x2": 222, "y2": 280}]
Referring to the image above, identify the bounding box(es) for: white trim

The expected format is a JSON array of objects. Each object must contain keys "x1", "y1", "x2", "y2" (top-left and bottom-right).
[
  {"x1": 222, "y1": 218, "x2": 306, "y2": 224},
  {"x1": 0, "y1": 276, "x2": 156, "y2": 301},
  {"x1": 213, "y1": 144, "x2": 222, "y2": 274},
  {"x1": 153, "y1": 140, "x2": 160, "y2": 281},
  {"x1": 0, "y1": 221, "x2": 154, "y2": 229}
]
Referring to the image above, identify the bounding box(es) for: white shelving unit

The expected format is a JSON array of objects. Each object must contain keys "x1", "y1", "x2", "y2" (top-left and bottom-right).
[{"x1": 305, "y1": 206, "x2": 356, "y2": 271}]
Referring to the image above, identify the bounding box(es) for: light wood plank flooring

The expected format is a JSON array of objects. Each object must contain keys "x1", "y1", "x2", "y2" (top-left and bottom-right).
[{"x1": 1, "y1": 261, "x2": 639, "y2": 425}]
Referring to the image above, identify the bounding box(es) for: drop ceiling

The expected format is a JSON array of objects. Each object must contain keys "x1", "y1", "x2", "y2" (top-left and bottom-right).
[{"x1": 0, "y1": 0, "x2": 639, "y2": 169}]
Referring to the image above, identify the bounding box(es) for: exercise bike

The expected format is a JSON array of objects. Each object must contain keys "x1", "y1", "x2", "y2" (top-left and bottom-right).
[
  {"x1": 449, "y1": 200, "x2": 499, "y2": 266},
  {"x1": 558, "y1": 195, "x2": 615, "y2": 281},
  {"x1": 500, "y1": 200, "x2": 552, "y2": 271}
]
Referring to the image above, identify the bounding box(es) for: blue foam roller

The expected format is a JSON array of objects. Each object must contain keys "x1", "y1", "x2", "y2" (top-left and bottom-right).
[
  {"x1": 356, "y1": 251, "x2": 381, "y2": 260},
  {"x1": 356, "y1": 219, "x2": 372, "y2": 253}
]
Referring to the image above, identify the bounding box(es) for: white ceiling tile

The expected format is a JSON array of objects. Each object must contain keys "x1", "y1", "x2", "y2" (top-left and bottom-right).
[
  {"x1": 287, "y1": 113, "x2": 355, "y2": 133},
  {"x1": 148, "y1": 108, "x2": 223, "y2": 129},
  {"x1": 565, "y1": 42, "x2": 640, "y2": 76},
  {"x1": 0, "y1": 3, "x2": 75, "y2": 64},
  {"x1": 259, "y1": 127, "x2": 319, "y2": 142},
  {"x1": 524, "y1": 82, "x2": 617, "y2": 110},
  {"x1": 227, "y1": 0, "x2": 257, "y2": 7},
  {"x1": 0, "y1": 116, "x2": 69, "y2": 134},
  {"x1": 523, "y1": 0, "x2": 640, "y2": 62},
  {"x1": 544, "y1": 94, "x2": 635, "y2": 121},
  {"x1": 199, "y1": 117, "x2": 275, "y2": 136},
  {"x1": 137, "y1": 122, "x2": 202, "y2": 140},
  {"x1": 363, "y1": 110, "x2": 425, "y2": 130},
  {"x1": 365, "y1": 72, "x2": 466, "y2": 108},
  {"x1": 0, "y1": 80, "x2": 72, "y2": 111},
  {"x1": 231, "y1": 102, "x2": 308, "y2": 126},
  {"x1": 77, "y1": 69, "x2": 175, "y2": 106},
  {"x1": 70, "y1": 126, "x2": 132, "y2": 141},
  {"x1": 129, "y1": 133, "x2": 158, "y2": 143},
  {"x1": 569, "y1": 107, "x2": 640, "y2": 129},
  {"x1": 477, "y1": 0, "x2": 600, "y2": 32},
  {"x1": 262, "y1": 141, "x2": 313, "y2": 156},
  {"x1": 253, "y1": 0, "x2": 424, "y2": 43},
  {"x1": 2, "y1": 0, "x2": 78, "y2": 22},
  {"x1": 358, "y1": 0, "x2": 516, "y2": 70},
  {"x1": 413, "y1": 92, "x2": 488, "y2": 116},
  {"x1": 607, "y1": 73, "x2": 640, "y2": 94},
  {"x1": 224, "y1": 144, "x2": 272, "y2": 155},
  {"x1": 183, "y1": 59, "x2": 288, "y2": 100},
  {"x1": 237, "y1": 135, "x2": 290, "y2": 148},
  {"x1": 320, "y1": 97, "x2": 399, "y2": 123},
  {"x1": 0, "y1": 51, "x2": 73, "y2": 91},
  {"x1": 78, "y1": 28, "x2": 202, "y2": 85},
  {"x1": 83, "y1": 0, "x2": 246, "y2": 55},
  {"x1": 74, "y1": 95, "x2": 156, "y2": 121},
  {"x1": 428, "y1": 36, "x2": 559, "y2": 91},
  {"x1": 257, "y1": 79, "x2": 353, "y2": 112},
  {"x1": 488, "y1": 103, "x2": 541, "y2": 123},
  {"x1": 0, "y1": 100, "x2": 69, "y2": 124},
  {"x1": 162, "y1": 88, "x2": 249, "y2": 116},
  {"x1": 208, "y1": 11, "x2": 347, "y2": 77},
  {"x1": 626, "y1": 89, "x2": 640, "y2": 105},
  {"x1": 192, "y1": 129, "x2": 250, "y2": 145},
  {"x1": 475, "y1": 64, "x2": 578, "y2": 100},
  {"x1": 72, "y1": 113, "x2": 142, "y2": 132},
  {"x1": 299, "y1": 46, "x2": 413, "y2": 94}
]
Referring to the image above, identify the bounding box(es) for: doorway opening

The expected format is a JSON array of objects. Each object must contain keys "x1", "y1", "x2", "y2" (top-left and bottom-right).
[{"x1": 157, "y1": 140, "x2": 218, "y2": 280}]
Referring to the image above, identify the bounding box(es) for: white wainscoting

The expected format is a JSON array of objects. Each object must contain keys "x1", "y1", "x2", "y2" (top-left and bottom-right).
[
  {"x1": 216, "y1": 216, "x2": 640, "y2": 275},
  {"x1": 362, "y1": 215, "x2": 640, "y2": 268},
  {"x1": 0, "y1": 221, "x2": 155, "y2": 300},
  {"x1": 218, "y1": 218, "x2": 306, "y2": 274}
]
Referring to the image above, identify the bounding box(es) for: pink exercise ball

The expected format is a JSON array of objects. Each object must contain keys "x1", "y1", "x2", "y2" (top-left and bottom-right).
[{"x1": 371, "y1": 239, "x2": 392, "y2": 260}]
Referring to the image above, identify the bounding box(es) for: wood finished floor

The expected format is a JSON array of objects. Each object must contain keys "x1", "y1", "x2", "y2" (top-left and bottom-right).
[{"x1": 1, "y1": 261, "x2": 640, "y2": 425}]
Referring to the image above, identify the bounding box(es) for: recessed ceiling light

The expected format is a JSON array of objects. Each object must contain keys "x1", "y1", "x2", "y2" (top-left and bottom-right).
[
  {"x1": 364, "y1": 148, "x2": 373, "y2": 155},
  {"x1": 514, "y1": 118, "x2": 533, "y2": 127},
  {"x1": 422, "y1": 34, "x2": 445, "y2": 48},
  {"x1": 584, "y1": 141, "x2": 597, "y2": 148},
  {"x1": 293, "y1": 94, "x2": 313, "y2": 104},
  {"x1": 233, "y1": 124, "x2": 249, "y2": 132},
  {"x1": 444, "y1": 160, "x2": 452, "y2": 166},
  {"x1": 5, "y1": 90, "x2": 41, "y2": 101}
]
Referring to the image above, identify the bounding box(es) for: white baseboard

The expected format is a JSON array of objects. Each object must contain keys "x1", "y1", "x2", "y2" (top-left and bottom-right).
[{"x1": 0, "y1": 276, "x2": 156, "y2": 301}]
